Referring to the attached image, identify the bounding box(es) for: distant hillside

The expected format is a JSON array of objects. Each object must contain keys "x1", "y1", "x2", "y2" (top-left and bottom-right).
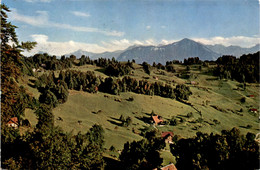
[
  {"x1": 206, "y1": 44, "x2": 260, "y2": 57},
  {"x1": 66, "y1": 39, "x2": 259, "y2": 64},
  {"x1": 65, "y1": 49, "x2": 123, "y2": 59}
]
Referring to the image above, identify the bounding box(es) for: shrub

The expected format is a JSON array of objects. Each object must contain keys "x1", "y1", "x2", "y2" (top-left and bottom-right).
[
  {"x1": 187, "y1": 112, "x2": 193, "y2": 118},
  {"x1": 240, "y1": 97, "x2": 246, "y2": 103},
  {"x1": 109, "y1": 145, "x2": 116, "y2": 152},
  {"x1": 246, "y1": 124, "x2": 252, "y2": 129}
]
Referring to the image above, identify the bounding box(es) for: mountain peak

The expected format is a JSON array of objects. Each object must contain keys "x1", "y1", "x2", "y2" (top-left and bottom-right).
[{"x1": 179, "y1": 38, "x2": 195, "y2": 43}]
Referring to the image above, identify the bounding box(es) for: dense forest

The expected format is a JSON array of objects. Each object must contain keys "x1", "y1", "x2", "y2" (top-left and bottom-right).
[{"x1": 1, "y1": 4, "x2": 259, "y2": 169}]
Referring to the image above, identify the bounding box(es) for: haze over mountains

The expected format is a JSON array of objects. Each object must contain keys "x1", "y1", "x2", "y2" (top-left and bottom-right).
[{"x1": 66, "y1": 38, "x2": 260, "y2": 64}]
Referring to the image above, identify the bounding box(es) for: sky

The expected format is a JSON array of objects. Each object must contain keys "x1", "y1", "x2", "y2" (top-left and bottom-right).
[{"x1": 3, "y1": 0, "x2": 260, "y2": 56}]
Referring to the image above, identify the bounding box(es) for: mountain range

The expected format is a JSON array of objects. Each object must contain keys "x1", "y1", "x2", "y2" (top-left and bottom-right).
[{"x1": 65, "y1": 38, "x2": 259, "y2": 64}]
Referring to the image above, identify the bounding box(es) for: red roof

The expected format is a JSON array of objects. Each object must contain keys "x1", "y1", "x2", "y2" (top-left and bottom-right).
[
  {"x1": 161, "y1": 132, "x2": 174, "y2": 138},
  {"x1": 152, "y1": 115, "x2": 163, "y2": 125},
  {"x1": 160, "y1": 163, "x2": 177, "y2": 170},
  {"x1": 250, "y1": 109, "x2": 258, "y2": 111},
  {"x1": 7, "y1": 117, "x2": 18, "y2": 125}
]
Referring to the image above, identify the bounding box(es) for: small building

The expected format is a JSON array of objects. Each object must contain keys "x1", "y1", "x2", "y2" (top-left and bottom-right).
[
  {"x1": 160, "y1": 163, "x2": 177, "y2": 170},
  {"x1": 247, "y1": 95, "x2": 255, "y2": 98},
  {"x1": 153, "y1": 76, "x2": 159, "y2": 80},
  {"x1": 250, "y1": 108, "x2": 258, "y2": 113},
  {"x1": 152, "y1": 115, "x2": 163, "y2": 125},
  {"x1": 190, "y1": 81, "x2": 198, "y2": 85},
  {"x1": 161, "y1": 132, "x2": 174, "y2": 144},
  {"x1": 32, "y1": 68, "x2": 36, "y2": 72},
  {"x1": 7, "y1": 117, "x2": 19, "y2": 128}
]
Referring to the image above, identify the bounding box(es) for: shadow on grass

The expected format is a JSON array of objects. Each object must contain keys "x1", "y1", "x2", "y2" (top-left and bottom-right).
[
  {"x1": 107, "y1": 119, "x2": 122, "y2": 126},
  {"x1": 109, "y1": 116, "x2": 121, "y2": 122},
  {"x1": 95, "y1": 68, "x2": 106, "y2": 74},
  {"x1": 28, "y1": 83, "x2": 36, "y2": 88},
  {"x1": 104, "y1": 156, "x2": 122, "y2": 169},
  {"x1": 135, "y1": 116, "x2": 152, "y2": 124}
]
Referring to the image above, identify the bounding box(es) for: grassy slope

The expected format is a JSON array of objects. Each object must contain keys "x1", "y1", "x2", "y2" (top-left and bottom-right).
[{"x1": 23, "y1": 62, "x2": 259, "y2": 165}]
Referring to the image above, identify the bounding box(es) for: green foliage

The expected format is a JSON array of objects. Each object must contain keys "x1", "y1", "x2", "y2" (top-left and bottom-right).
[
  {"x1": 119, "y1": 131, "x2": 165, "y2": 169},
  {"x1": 187, "y1": 112, "x2": 193, "y2": 118},
  {"x1": 99, "y1": 77, "x2": 120, "y2": 95},
  {"x1": 174, "y1": 84, "x2": 192, "y2": 100},
  {"x1": 109, "y1": 145, "x2": 116, "y2": 152},
  {"x1": 35, "y1": 104, "x2": 54, "y2": 130},
  {"x1": 170, "y1": 128, "x2": 259, "y2": 169},
  {"x1": 184, "y1": 57, "x2": 202, "y2": 65},
  {"x1": 105, "y1": 62, "x2": 132, "y2": 77},
  {"x1": 214, "y1": 52, "x2": 260, "y2": 83},
  {"x1": 2, "y1": 122, "x2": 105, "y2": 169},
  {"x1": 169, "y1": 117, "x2": 179, "y2": 126},
  {"x1": 142, "y1": 62, "x2": 151, "y2": 75},
  {"x1": 240, "y1": 97, "x2": 246, "y2": 103},
  {"x1": 1, "y1": 4, "x2": 36, "y2": 123},
  {"x1": 39, "y1": 90, "x2": 58, "y2": 108}
]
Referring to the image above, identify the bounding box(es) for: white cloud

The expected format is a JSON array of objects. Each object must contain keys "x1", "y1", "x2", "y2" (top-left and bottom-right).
[
  {"x1": 146, "y1": 25, "x2": 151, "y2": 30},
  {"x1": 193, "y1": 36, "x2": 260, "y2": 48},
  {"x1": 161, "y1": 25, "x2": 166, "y2": 29},
  {"x1": 24, "y1": 35, "x2": 159, "y2": 56},
  {"x1": 23, "y1": 35, "x2": 259, "y2": 57},
  {"x1": 31, "y1": 34, "x2": 49, "y2": 43},
  {"x1": 9, "y1": 9, "x2": 124, "y2": 37},
  {"x1": 160, "y1": 39, "x2": 178, "y2": 45},
  {"x1": 71, "y1": 11, "x2": 90, "y2": 18},
  {"x1": 9, "y1": 9, "x2": 48, "y2": 26}
]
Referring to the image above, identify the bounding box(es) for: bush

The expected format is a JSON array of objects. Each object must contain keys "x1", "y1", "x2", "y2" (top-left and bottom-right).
[
  {"x1": 246, "y1": 124, "x2": 252, "y2": 129},
  {"x1": 213, "y1": 119, "x2": 220, "y2": 125},
  {"x1": 109, "y1": 145, "x2": 116, "y2": 152},
  {"x1": 187, "y1": 112, "x2": 193, "y2": 118},
  {"x1": 142, "y1": 62, "x2": 151, "y2": 75},
  {"x1": 240, "y1": 97, "x2": 246, "y2": 103}
]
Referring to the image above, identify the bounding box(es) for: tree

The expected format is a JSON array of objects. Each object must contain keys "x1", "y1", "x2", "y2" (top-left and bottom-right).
[
  {"x1": 120, "y1": 131, "x2": 165, "y2": 169},
  {"x1": 81, "y1": 124, "x2": 105, "y2": 169},
  {"x1": 174, "y1": 84, "x2": 192, "y2": 100},
  {"x1": 1, "y1": 4, "x2": 36, "y2": 123},
  {"x1": 170, "y1": 128, "x2": 259, "y2": 169},
  {"x1": 142, "y1": 62, "x2": 151, "y2": 75},
  {"x1": 39, "y1": 90, "x2": 58, "y2": 108}
]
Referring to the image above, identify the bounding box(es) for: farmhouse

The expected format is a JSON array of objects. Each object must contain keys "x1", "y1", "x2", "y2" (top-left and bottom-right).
[
  {"x1": 161, "y1": 132, "x2": 174, "y2": 144},
  {"x1": 7, "y1": 117, "x2": 19, "y2": 128},
  {"x1": 190, "y1": 81, "x2": 198, "y2": 85},
  {"x1": 160, "y1": 163, "x2": 177, "y2": 170},
  {"x1": 152, "y1": 115, "x2": 164, "y2": 125},
  {"x1": 250, "y1": 108, "x2": 258, "y2": 113}
]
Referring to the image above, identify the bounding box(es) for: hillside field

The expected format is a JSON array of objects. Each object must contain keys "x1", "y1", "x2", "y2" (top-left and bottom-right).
[{"x1": 23, "y1": 62, "x2": 259, "y2": 165}]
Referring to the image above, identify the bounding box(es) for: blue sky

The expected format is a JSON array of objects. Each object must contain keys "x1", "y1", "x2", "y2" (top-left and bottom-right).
[{"x1": 3, "y1": 0, "x2": 260, "y2": 56}]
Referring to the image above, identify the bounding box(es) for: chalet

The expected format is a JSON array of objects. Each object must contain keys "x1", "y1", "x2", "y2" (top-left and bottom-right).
[
  {"x1": 37, "y1": 68, "x2": 42, "y2": 72},
  {"x1": 153, "y1": 76, "x2": 159, "y2": 80},
  {"x1": 161, "y1": 132, "x2": 174, "y2": 144},
  {"x1": 190, "y1": 81, "x2": 198, "y2": 85},
  {"x1": 7, "y1": 117, "x2": 19, "y2": 128},
  {"x1": 160, "y1": 163, "x2": 177, "y2": 170},
  {"x1": 152, "y1": 115, "x2": 163, "y2": 125},
  {"x1": 250, "y1": 108, "x2": 258, "y2": 113}
]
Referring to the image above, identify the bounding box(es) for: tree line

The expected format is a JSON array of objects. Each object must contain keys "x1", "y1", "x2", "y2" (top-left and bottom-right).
[
  {"x1": 34, "y1": 70, "x2": 192, "y2": 104},
  {"x1": 214, "y1": 52, "x2": 260, "y2": 83},
  {"x1": 170, "y1": 127, "x2": 259, "y2": 169}
]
